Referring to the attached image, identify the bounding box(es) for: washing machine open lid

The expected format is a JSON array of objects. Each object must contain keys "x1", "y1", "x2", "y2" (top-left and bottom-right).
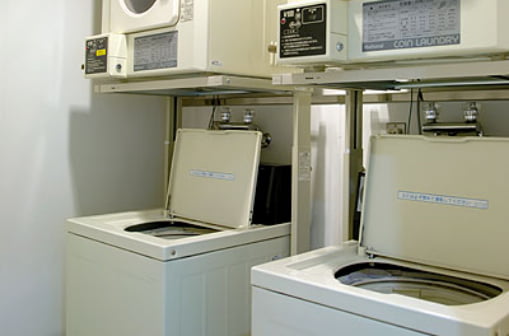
[
  {"x1": 165, "y1": 129, "x2": 262, "y2": 229},
  {"x1": 360, "y1": 136, "x2": 509, "y2": 281}
]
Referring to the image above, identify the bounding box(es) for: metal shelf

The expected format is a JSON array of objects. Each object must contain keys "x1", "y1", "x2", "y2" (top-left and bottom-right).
[
  {"x1": 93, "y1": 73, "x2": 311, "y2": 255},
  {"x1": 95, "y1": 75, "x2": 295, "y2": 97},
  {"x1": 273, "y1": 59, "x2": 509, "y2": 90},
  {"x1": 273, "y1": 59, "x2": 509, "y2": 242}
]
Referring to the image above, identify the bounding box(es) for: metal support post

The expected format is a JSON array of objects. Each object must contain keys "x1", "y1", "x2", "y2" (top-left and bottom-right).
[
  {"x1": 342, "y1": 89, "x2": 364, "y2": 241},
  {"x1": 164, "y1": 97, "x2": 182, "y2": 207},
  {"x1": 291, "y1": 88, "x2": 313, "y2": 254}
]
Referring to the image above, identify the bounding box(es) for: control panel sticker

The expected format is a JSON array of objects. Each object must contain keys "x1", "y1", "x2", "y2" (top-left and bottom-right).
[
  {"x1": 279, "y1": 4, "x2": 327, "y2": 58},
  {"x1": 85, "y1": 36, "x2": 108, "y2": 74},
  {"x1": 181, "y1": 0, "x2": 194, "y2": 22},
  {"x1": 298, "y1": 151, "x2": 312, "y2": 181},
  {"x1": 190, "y1": 170, "x2": 235, "y2": 181},
  {"x1": 398, "y1": 191, "x2": 488, "y2": 210},
  {"x1": 134, "y1": 31, "x2": 178, "y2": 71},
  {"x1": 362, "y1": 0, "x2": 461, "y2": 52}
]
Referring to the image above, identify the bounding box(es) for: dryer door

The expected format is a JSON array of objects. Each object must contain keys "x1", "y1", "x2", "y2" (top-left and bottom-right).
[{"x1": 109, "y1": 0, "x2": 180, "y2": 33}]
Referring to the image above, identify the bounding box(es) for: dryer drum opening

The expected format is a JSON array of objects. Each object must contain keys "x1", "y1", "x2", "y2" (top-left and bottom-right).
[{"x1": 335, "y1": 262, "x2": 502, "y2": 306}]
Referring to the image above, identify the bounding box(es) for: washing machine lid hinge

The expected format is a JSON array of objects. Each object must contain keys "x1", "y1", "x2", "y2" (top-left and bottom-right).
[{"x1": 357, "y1": 245, "x2": 376, "y2": 259}]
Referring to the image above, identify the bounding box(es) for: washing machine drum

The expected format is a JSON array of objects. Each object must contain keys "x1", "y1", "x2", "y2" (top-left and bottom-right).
[
  {"x1": 125, "y1": 221, "x2": 219, "y2": 240},
  {"x1": 336, "y1": 262, "x2": 502, "y2": 306},
  {"x1": 109, "y1": 0, "x2": 180, "y2": 33}
]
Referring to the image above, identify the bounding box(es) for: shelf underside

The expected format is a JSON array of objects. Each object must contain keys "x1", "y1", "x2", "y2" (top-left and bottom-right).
[
  {"x1": 95, "y1": 75, "x2": 294, "y2": 97},
  {"x1": 274, "y1": 59, "x2": 509, "y2": 90}
]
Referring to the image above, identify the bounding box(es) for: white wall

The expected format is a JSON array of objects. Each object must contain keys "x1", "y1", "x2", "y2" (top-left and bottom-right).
[
  {"x1": 182, "y1": 106, "x2": 293, "y2": 164},
  {"x1": 0, "y1": 1, "x2": 166, "y2": 335},
  {"x1": 309, "y1": 105, "x2": 346, "y2": 248},
  {"x1": 365, "y1": 101, "x2": 509, "y2": 138},
  {"x1": 363, "y1": 101, "x2": 509, "y2": 163}
]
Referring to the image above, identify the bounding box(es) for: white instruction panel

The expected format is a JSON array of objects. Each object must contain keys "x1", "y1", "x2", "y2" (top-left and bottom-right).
[
  {"x1": 134, "y1": 31, "x2": 178, "y2": 71},
  {"x1": 362, "y1": 0, "x2": 460, "y2": 52},
  {"x1": 398, "y1": 191, "x2": 488, "y2": 210},
  {"x1": 190, "y1": 170, "x2": 235, "y2": 181}
]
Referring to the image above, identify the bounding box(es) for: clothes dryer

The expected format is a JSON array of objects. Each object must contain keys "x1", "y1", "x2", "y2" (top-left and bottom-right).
[
  {"x1": 84, "y1": 0, "x2": 290, "y2": 79},
  {"x1": 107, "y1": 0, "x2": 180, "y2": 33},
  {"x1": 252, "y1": 135, "x2": 509, "y2": 336},
  {"x1": 66, "y1": 129, "x2": 290, "y2": 336}
]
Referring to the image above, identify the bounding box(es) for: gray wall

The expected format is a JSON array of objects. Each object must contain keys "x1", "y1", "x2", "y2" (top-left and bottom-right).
[{"x1": 0, "y1": 1, "x2": 166, "y2": 335}]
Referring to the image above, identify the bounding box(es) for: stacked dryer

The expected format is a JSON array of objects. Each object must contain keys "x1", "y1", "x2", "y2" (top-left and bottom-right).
[{"x1": 84, "y1": 0, "x2": 290, "y2": 79}]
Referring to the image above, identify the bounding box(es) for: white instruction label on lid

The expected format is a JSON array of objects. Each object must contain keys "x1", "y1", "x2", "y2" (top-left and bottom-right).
[
  {"x1": 398, "y1": 191, "x2": 488, "y2": 210},
  {"x1": 190, "y1": 170, "x2": 235, "y2": 181}
]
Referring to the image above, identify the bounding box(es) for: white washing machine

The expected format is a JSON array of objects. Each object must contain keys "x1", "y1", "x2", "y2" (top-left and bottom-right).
[
  {"x1": 66, "y1": 129, "x2": 290, "y2": 336},
  {"x1": 251, "y1": 135, "x2": 509, "y2": 336},
  {"x1": 84, "y1": 0, "x2": 289, "y2": 79}
]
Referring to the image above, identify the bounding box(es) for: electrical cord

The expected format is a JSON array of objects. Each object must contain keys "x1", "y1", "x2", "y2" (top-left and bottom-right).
[
  {"x1": 208, "y1": 96, "x2": 220, "y2": 129},
  {"x1": 417, "y1": 89, "x2": 424, "y2": 135},
  {"x1": 407, "y1": 88, "x2": 414, "y2": 134}
]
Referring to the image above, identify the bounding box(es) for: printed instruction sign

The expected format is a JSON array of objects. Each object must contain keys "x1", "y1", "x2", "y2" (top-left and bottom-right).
[{"x1": 362, "y1": 0, "x2": 461, "y2": 52}]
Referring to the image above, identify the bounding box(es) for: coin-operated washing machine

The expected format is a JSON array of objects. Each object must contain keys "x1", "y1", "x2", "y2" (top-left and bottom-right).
[
  {"x1": 66, "y1": 129, "x2": 290, "y2": 336},
  {"x1": 84, "y1": 0, "x2": 291, "y2": 79},
  {"x1": 251, "y1": 136, "x2": 509, "y2": 336}
]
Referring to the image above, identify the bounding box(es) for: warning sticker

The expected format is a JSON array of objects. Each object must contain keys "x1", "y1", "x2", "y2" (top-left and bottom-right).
[
  {"x1": 398, "y1": 191, "x2": 488, "y2": 210},
  {"x1": 85, "y1": 36, "x2": 108, "y2": 75},
  {"x1": 190, "y1": 170, "x2": 235, "y2": 181},
  {"x1": 362, "y1": 0, "x2": 461, "y2": 52},
  {"x1": 279, "y1": 4, "x2": 327, "y2": 58},
  {"x1": 298, "y1": 151, "x2": 312, "y2": 181},
  {"x1": 180, "y1": 0, "x2": 194, "y2": 22},
  {"x1": 134, "y1": 31, "x2": 178, "y2": 71}
]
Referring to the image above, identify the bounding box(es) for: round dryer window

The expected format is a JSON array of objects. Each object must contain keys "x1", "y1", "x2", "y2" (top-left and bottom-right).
[{"x1": 123, "y1": 0, "x2": 157, "y2": 14}]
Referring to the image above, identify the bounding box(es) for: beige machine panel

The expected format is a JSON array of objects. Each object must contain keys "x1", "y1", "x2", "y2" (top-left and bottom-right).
[
  {"x1": 361, "y1": 136, "x2": 509, "y2": 280},
  {"x1": 167, "y1": 129, "x2": 262, "y2": 229}
]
